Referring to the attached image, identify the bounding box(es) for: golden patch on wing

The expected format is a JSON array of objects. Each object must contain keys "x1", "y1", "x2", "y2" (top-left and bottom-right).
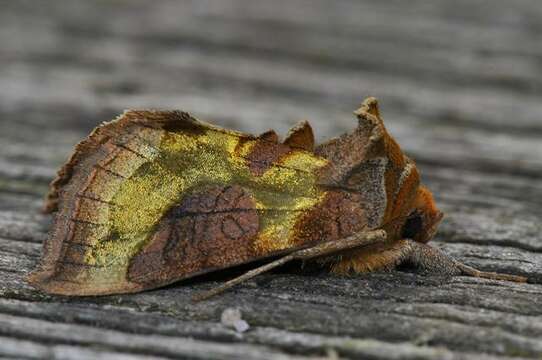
[{"x1": 29, "y1": 110, "x2": 331, "y2": 295}]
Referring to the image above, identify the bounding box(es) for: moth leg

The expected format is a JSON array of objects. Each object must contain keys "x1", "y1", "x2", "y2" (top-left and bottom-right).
[
  {"x1": 401, "y1": 240, "x2": 527, "y2": 282},
  {"x1": 192, "y1": 229, "x2": 387, "y2": 302}
]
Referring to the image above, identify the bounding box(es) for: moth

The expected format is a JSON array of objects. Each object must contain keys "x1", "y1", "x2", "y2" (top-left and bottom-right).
[{"x1": 28, "y1": 97, "x2": 526, "y2": 300}]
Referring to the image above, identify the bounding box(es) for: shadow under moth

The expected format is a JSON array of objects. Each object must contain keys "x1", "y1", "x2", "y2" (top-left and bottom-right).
[{"x1": 28, "y1": 97, "x2": 526, "y2": 300}]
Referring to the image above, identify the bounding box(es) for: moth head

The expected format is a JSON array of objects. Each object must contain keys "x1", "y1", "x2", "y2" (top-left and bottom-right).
[{"x1": 402, "y1": 186, "x2": 443, "y2": 243}]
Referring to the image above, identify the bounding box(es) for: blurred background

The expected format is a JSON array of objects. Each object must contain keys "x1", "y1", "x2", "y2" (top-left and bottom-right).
[{"x1": 2, "y1": 0, "x2": 541, "y2": 179}]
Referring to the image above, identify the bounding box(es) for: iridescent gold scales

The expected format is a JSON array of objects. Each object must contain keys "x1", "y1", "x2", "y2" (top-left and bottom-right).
[
  {"x1": 106, "y1": 120, "x2": 328, "y2": 264},
  {"x1": 31, "y1": 111, "x2": 330, "y2": 294}
]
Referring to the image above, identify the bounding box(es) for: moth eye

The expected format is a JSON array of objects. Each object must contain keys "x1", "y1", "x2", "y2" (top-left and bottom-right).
[{"x1": 402, "y1": 212, "x2": 423, "y2": 239}]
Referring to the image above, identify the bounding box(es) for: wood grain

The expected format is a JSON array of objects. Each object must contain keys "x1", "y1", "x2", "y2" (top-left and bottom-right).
[{"x1": 0, "y1": 0, "x2": 541, "y2": 358}]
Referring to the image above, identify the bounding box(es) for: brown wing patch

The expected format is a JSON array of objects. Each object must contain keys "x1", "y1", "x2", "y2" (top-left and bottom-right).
[
  {"x1": 292, "y1": 190, "x2": 367, "y2": 246},
  {"x1": 127, "y1": 185, "x2": 260, "y2": 285},
  {"x1": 237, "y1": 135, "x2": 292, "y2": 177}
]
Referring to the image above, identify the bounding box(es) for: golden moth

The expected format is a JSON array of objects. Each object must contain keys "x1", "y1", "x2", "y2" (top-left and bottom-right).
[{"x1": 28, "y1": 97, "x2": 526, "y2": 299}]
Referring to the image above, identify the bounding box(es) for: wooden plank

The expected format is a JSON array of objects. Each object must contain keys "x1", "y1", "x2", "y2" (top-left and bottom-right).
[{"x1": 0, "y1": 0, "x2": 541, "y2": 358}]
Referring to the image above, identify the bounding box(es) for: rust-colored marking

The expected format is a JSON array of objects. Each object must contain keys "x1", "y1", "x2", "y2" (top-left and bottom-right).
[{"x1": 128, "y1": 185, "x2": 259, "y2": 284}]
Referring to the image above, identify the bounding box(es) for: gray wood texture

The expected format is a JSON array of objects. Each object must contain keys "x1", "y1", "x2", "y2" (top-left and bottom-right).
[{"x1": 1, "y1": 0, "x2": 541, "y2": 359}]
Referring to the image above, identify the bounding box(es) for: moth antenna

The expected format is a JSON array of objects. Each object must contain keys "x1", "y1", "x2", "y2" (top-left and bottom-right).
[
  {"x1": 456, "y1": 262, "x2": 527, "y2": 283},
  {"x1": 192, "y1": 254, "x2": 295, "y2": 302},
  {"x1": 192, "y1": 230, "x2": 386, "y2": 302}
]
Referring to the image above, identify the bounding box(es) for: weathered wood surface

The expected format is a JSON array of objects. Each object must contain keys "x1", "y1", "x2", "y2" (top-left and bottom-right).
[{"x1": 1, "y1": 0, "x2": 542, "y2": 359}]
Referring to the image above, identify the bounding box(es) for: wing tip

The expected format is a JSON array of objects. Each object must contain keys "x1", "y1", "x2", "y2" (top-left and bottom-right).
[
  {"x1": 27, "y1": 268, "x2": 142, "y2": 296},
  {"x1": 26, "y1": 268, "x2": 64, "y2": 295}
]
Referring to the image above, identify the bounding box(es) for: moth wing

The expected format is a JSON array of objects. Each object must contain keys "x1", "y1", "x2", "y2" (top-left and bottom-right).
[{"x1": 29, "y1": 110, "x2": 329, "y2": 295}]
